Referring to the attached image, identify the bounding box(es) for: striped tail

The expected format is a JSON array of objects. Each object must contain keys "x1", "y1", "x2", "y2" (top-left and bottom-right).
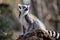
[{"x1": 47, "y1": 30, "x2": 60, "y2": 39}]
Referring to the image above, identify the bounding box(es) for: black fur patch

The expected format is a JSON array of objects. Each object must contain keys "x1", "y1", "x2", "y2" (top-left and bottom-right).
[
  {"x1": 55, "y1": 32, "x2": 57, "y2": 38},
  {"x1": 19, "y1": 11, "x2": 21, "y2": 18},
  {"x1": 25, "y1": 8, "x2": 28, "y2": 11},
  {"x1": 48, "y1": 31, "x2": 50, "y2": 34},
  {"x1": 25, "y1": 14, "x2": 32, "y2": 24},
  {"x1": 23, "y1": 26, "x2": 26, "y2": 34},
  {"x1": 52, "y1": 31, "x2": 54, "y2": 37}
]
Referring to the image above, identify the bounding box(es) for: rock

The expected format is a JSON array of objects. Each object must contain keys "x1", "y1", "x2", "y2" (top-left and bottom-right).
[{"x1": 16, "y1": 28, "x2": 56, "y2": 40}]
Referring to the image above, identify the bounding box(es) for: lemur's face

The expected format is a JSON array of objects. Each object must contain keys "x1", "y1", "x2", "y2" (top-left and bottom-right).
[{"x1": 18, "y1": 4, "x2": 30, "y2": 15}]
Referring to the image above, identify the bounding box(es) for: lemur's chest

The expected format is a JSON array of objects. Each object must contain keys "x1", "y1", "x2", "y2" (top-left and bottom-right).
[{"x1": 19, "y1": 15, "x2": 29, "y2": 28}]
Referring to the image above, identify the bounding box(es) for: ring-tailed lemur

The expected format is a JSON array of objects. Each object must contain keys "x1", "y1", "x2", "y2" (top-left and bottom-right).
[{"x1": 18, "y1": 4, "x2": 60, "y2": 39}]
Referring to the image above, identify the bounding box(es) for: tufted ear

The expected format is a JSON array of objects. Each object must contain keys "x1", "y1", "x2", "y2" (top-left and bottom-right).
[
  {"x1": 18, "y1": 4, "x2": 22, "y2": 6},
  {"x1": 27, "y1": 5, "x2": 30, "y2": 8}
]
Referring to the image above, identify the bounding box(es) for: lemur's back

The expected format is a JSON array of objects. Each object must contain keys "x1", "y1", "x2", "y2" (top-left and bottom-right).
[{"x1": 27, "y1": 13, "x2": 46, "y2": 31}]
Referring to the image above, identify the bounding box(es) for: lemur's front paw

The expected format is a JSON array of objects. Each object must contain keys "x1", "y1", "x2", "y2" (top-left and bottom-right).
[
  {"x1": 23, "y1": 32, "x2": 30, "y2": 36},
  {"x1": 16, "y1": 35, "x2": 24, "y2": 40},
  {"x1": 20, "y1": 35, "x2": 24, "y2": 37}
]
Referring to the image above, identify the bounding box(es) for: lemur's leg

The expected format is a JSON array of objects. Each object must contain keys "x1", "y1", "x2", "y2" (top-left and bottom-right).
[
  {"x1": 27, "y1": 21, "x2": 39, "y2": 33},
  {"x1": 23, "y1": 26, "x2": 26, "y2": 35},
  {"x1": 19, "y1": 25, "x2": 24, "y2": 36},
  {"x1": 27, "y1": 23, "x2": 33, "y2": 32}
]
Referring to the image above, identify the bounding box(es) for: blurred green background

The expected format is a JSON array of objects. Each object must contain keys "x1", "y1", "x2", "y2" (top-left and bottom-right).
[{"x1": 0, "y1": 0, "x2": 60, "y2": 40}]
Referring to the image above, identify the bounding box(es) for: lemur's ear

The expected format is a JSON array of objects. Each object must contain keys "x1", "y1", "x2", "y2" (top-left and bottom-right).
[
  {"x1": 27, "y1": 5, "x2": 30, "y2": 8},
  {"x1": 18, "y1": 4, "x2": 22, "y2": 6}
]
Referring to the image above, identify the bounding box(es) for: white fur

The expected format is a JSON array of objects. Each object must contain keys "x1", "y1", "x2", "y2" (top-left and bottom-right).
[{"x1": 56, "y1": 33, "x2": 60, "y2": 39}]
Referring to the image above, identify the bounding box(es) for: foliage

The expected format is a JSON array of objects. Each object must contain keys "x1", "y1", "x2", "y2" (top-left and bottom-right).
[{"x1": 0, "y1": 4, "x2": 15, "y2": 40}]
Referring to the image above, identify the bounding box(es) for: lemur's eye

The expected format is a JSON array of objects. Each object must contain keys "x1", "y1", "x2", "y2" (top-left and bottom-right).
[
  {"x1": 25, "y1": 8, "x2": 28, "y2": 11},
  {"x1": 19, "y1": 6, "x2": 21, "y2": 9}
]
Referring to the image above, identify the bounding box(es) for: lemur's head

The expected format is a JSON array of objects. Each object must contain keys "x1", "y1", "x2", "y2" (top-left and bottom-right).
[{"x1": 18, "y1": 4, "x2": 30, "y2": 16}]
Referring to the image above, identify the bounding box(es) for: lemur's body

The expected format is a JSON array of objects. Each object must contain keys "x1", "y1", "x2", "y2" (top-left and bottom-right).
[
  {"x1": 18, "y1": 4, "x2": 60, "y2": 39},
  {"x1": 18, "y1": 4, "x2": 46, "y2": 34}
]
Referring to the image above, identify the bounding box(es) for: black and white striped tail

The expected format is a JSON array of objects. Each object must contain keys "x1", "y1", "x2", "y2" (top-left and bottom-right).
[{"x1": 47, "y1": 30, "x2": 60, "y2": 39}]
